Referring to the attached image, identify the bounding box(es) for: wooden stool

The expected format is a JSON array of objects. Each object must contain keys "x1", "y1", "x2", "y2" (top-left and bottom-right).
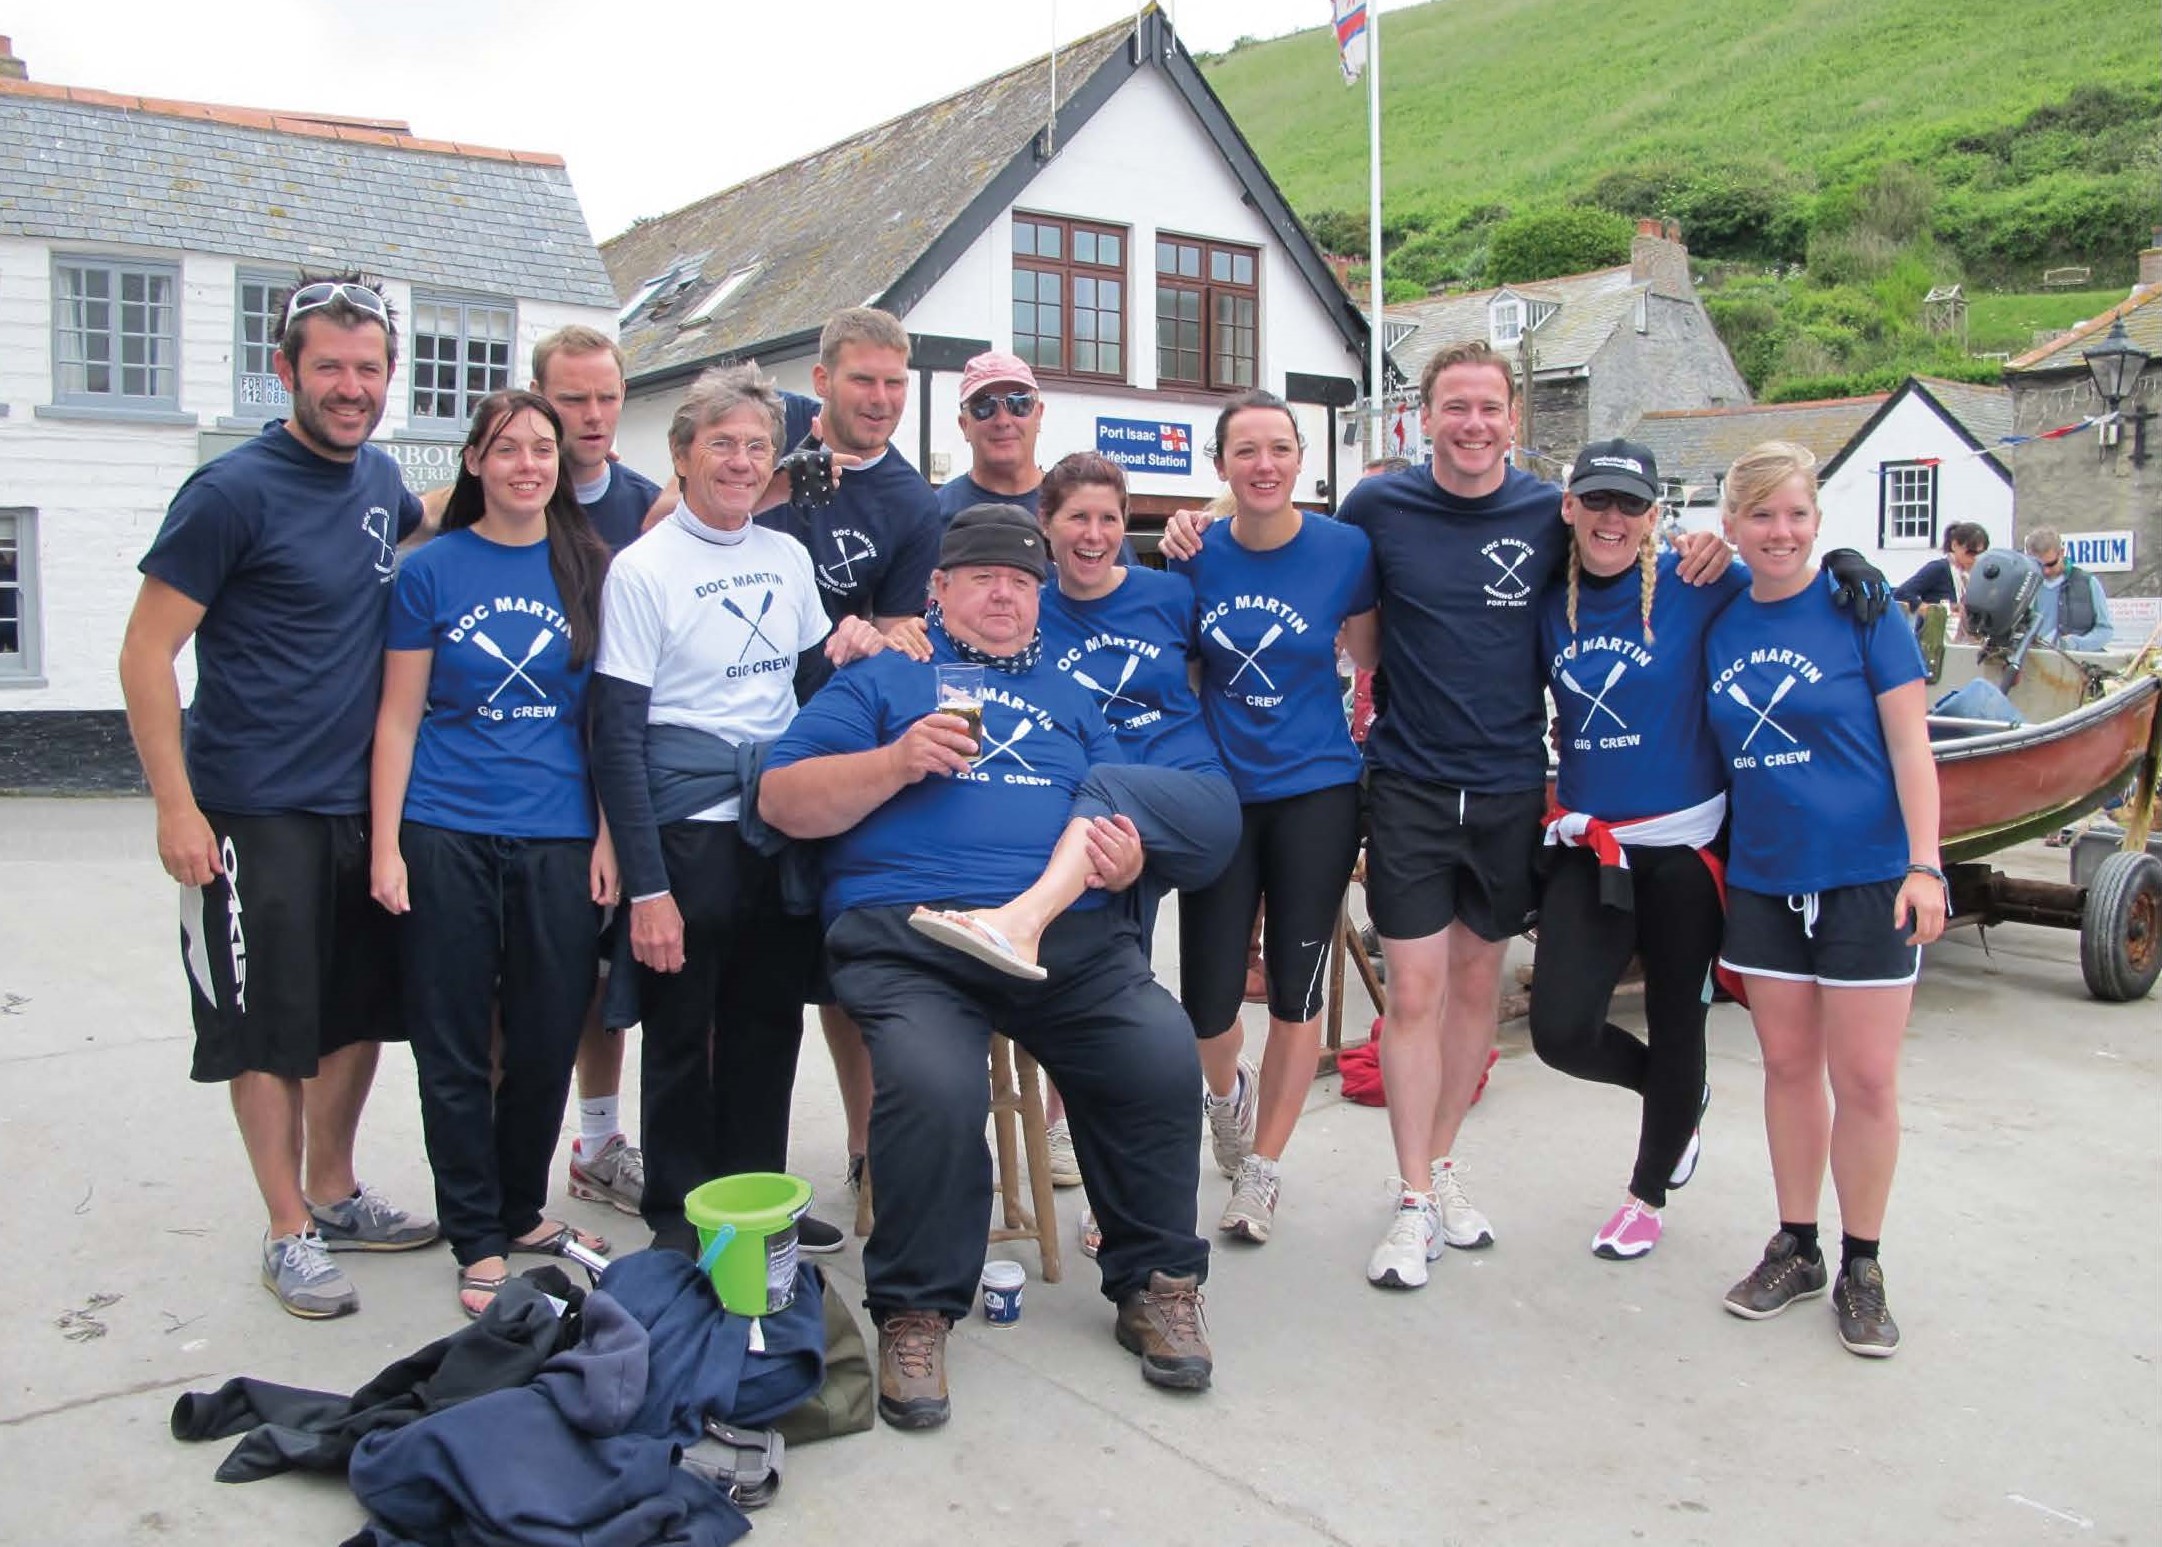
[{"x1": 848, "y1": 1033, "x2": 1064, "y2": 1284}]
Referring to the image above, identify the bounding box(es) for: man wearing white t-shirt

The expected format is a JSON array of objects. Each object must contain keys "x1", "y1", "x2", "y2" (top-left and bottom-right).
[{"x1": 591, "y1": 364, "x2": 872, "y2": 1254}]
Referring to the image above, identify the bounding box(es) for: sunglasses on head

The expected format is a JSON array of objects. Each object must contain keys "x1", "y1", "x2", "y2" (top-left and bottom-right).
[
  {"x1": 965, "y1": 391, "x2": 1037, "y2": 422},
  {"x1": 285, "y1": 282, "x2": 390, "y2": 326},
  {"x1": 1575, "y1": 489, "x2": 1653, "y2": 517}
]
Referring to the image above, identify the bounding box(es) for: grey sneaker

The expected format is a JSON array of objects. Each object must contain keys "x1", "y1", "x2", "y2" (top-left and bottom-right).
[
  {"x1": 1043, "y1": 1118, "x2": 1083, "y2": 1189},
  {"x1": 1218, "y1": 1154, "x2": 1279, "y2": 1243},
  {"x1": 1832, "y1": 1258, "x2": 1901, "y2": 1357},
  {"x1": 308, "y1": 1183, "x2": 440, "y2": 1252},
  {"x1": 261, "y1": 1230, "x2": 358, "y2": 1319},
  {"x1": 568, "y1": 1133, "x2": 646, "y2": 1215},
  {"x1": 1205, "y1": 1058, "x2": 1259, "y2": 1179},
  {"x1": 1723, "y1": 1231, "x2": 1831, "y2": 1319}
]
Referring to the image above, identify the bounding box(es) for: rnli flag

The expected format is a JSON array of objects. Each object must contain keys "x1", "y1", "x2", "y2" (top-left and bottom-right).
[{"x1": 1333, "y1": 0, "x2": 1369, "y2": 84}]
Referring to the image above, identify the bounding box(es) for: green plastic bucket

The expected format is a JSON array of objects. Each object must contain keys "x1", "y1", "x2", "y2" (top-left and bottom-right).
[{"x1": 685, "y1": 1172, "x2": 814, "y2": 1316}]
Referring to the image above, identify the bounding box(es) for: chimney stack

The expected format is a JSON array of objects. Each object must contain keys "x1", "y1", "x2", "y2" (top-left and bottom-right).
[
  {"x1": 2142, "y1": 225, "x2": 2162, "y2": 292},
  {"x1": 1631, "y1": 218, "x2": 1692, "y2": 302},
  {"x1": 0, "y1": 37, "x2": 26, "y2": 81}
]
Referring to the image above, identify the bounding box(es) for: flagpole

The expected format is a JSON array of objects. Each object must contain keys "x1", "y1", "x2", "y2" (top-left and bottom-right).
[{"x1": 1366, "y1": 3, "x2": 1385, "y2": 458}]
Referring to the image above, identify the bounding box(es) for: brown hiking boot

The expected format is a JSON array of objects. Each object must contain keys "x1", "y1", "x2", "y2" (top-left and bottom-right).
[
  {"x1": 876, "y1": 1310, "x2": 951, "y2": 1430},
  {"x1": 1115, "y1": 1271, "x2": 1213, "y2": 1391}
]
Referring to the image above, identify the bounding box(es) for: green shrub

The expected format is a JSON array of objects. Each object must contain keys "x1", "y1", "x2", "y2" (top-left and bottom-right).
[
  {"x1": 1486, "y1": 206, "x2": 1634, "y2": 285},
  {"x1": 1302, "y1": 208, "x2": 1369, "y2": 259}
]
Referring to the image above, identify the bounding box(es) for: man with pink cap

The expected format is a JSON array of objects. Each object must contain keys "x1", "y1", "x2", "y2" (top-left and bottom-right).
[{"x1": 936, "y1": 351, "x2": 1050, "y2": 522}]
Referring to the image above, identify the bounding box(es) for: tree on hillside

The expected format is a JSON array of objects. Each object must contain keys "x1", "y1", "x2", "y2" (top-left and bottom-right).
[{"x1": 1487, "y1": 207, "x2": 1634, "y2": 285}]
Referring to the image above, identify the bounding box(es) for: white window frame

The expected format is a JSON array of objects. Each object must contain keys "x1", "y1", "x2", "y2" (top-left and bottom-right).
[
  {"x1": 408, "y1": 294, "x2": 515, "y2": 428},
  {"x1": 1880, "y1": 461, "x2": 1938, "y2": 549},
  {"x1": 234, "y1": 270, "x2": 294, "y2": 420},
  {"x1": 0, "y1": 507, "x2": 43, "y2": 685},
  {"x1": 684, "y1": 265, "x2": 760, "y2": 326},
  {"x1": 1490, "y1": 296, "x2": 1524, "y2": 347},
  {"x1": 52, "y1": 256, "x2": 181, "y2": 410}
]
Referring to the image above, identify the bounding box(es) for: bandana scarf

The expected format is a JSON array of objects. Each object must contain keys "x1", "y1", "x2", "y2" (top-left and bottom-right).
[{"x1": 926, "y1": 601, "x2": 1043, "y2": 674}]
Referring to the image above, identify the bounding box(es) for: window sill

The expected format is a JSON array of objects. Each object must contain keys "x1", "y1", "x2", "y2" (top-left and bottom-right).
[
  {"x1": 217, "y1": 414, "x2": 281, "y2": 431},
  {"x1": 34, "y1": 403, "x2": 198, "y2": 427},
  {"x1": 1043, "y1": 377, "x2": 1249, "y2": 407},
  {"x1": 392, "y1": 425, "x2": 467, "y2": 444},
  {"x1": 0, "y1": 674, "x2": 50, "y2": 690}
]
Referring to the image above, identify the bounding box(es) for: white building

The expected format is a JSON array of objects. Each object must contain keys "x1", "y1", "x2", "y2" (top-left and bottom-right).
[
  {"x1": 602, "y1": 5, "x2": 1372, "y2": 533},
  {"x1": 0, "y1": 48, "x2": 617, "y2": 790},
  {"x1": 1631, "y1": 376, "x2": 2016, "y2": 584}
]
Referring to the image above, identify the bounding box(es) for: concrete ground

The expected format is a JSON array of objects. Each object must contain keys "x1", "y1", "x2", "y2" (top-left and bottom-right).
[{"x1": 2, "y1": 797, "x2": 2157, "y2": 1546}]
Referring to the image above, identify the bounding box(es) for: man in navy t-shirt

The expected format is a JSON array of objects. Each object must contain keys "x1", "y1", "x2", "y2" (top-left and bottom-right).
[
  {"x1": 934, "y1": 350, "x2": 1047, "y2": 524},
  {"x1": 119, "y1": 274, "x2": 439, "y2": 1321},
  {"x1": 761, "y1": 505, "x2": 1211, "y2": 1431}
]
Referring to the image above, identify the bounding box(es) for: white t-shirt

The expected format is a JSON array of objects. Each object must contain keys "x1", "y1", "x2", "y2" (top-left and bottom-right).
[{"x1": 598, "y1": 506, "x2": 830, "y2": 820}]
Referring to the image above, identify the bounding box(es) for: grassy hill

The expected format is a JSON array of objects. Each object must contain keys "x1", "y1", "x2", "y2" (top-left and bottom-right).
[{"x1": 1202, "y1": 0, "x2": 2155, "y2": 399}]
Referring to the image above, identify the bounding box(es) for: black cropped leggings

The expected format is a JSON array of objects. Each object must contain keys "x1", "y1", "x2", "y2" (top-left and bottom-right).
[{"x1": 1527, "y1": 843, "x2": 1722, "y2": 1207}]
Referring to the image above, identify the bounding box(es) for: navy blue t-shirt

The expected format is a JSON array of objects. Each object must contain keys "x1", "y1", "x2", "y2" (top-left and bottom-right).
[
  {"x1": 578, "y1": 461, "x2": 663, "y2": 554},
  {"x1": 1705, "y1": 569, "x2": 1927, "y2": 894},
  {"x1": 757, "y1": 391, "x2": 941, "y2": 624},
  {"x1": 1542, "y1": 550, "x2": 1749, "y2": 821},
  {"x1": 937, "y1": 472, "x2": 1139, "y2": 563},
  {"x1": 767, "y1": 637, "x2": 1122, "y2": 925},
  {"x1": 1341, "y1": 463, "x2": 1566, "y2": 793},
  {"x1": 1039, "y1": 569, "x2": 1224, "y2": 776},
  {"x1": 140, "y1": 422, "x2": 423, "y2": 816},
  {"x1": 387, "y1": 529, "x2": 596, "y2": 839},
  {"x1": 1171, "y1": 515, "x2": 1376, "y2": 803}
]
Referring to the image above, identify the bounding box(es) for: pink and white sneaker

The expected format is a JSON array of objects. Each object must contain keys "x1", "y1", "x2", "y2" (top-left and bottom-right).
[{"x1": 1592, "y1": 1198, "x2": 1663, "y2": 1260}]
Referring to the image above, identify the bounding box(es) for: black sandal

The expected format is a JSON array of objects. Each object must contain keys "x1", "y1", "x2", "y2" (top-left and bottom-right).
[
  {"x1": 511, "y1": 1220, "x2": 610, "y2": 1259},
  {"x1": 458, "y1": 1266, "x2": 508, "y2": 1320}
]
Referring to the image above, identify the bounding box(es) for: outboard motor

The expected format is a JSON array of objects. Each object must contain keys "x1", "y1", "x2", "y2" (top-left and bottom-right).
[{"x1": 1961, "y1": 549, "x2": 2042, "y2": 650}]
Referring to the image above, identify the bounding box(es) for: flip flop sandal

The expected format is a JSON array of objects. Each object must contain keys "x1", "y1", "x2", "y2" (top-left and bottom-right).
[
  {"x1": 907, "y1": 907, "x2": 1048, "y2": 982},
  {"x1": 1079, "y1": 1207, "x2": 1101, "y2": 1260},
  {"x1": 511, "y1": 1221, "x2": 610, "y2": 1259},
  {"x1": 458, "y1": 1267, "x2": 509, "y2": 1320}
]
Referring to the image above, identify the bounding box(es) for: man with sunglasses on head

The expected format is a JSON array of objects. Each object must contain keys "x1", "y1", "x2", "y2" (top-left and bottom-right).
[{"x1": 120, "y1": 274, "x2": 439, "y2": 1320}]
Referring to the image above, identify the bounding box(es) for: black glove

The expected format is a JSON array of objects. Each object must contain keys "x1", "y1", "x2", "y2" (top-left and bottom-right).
[
  {"x1": 1824, "y1": 548, "x2": 1891, "y2": 626},
  {"x1": 777, "y1": 437, "x2": 837, "y2": 509}
]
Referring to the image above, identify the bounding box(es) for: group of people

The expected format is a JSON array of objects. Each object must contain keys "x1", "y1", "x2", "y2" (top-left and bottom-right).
[{"x1": 121, "y1": 273, "x2": 1950, "y2": 1447}]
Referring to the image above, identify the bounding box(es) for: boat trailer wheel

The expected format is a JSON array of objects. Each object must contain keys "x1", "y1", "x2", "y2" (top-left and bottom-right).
[{"x1": 2080, "y1": 851, "x2": 2162, "y2": 1003}]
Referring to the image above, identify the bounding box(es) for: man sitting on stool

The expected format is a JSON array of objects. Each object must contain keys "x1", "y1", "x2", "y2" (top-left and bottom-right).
[{"x1": 760, "y1": 504, "x2": 1212, "y2": 1431}]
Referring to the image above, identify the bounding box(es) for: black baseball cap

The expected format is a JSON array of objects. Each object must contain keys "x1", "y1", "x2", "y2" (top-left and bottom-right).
[
  {"x1": 938, "y1": 503, "x2": 1047, "y2": 580},
  {"x1": 1568, "y1": 439, "x2": 1660, "y2": 502}
]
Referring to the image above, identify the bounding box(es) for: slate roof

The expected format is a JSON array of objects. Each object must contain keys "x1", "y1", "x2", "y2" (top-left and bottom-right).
[
  {"x1": 0, "y1": 77, "x2": 614, "y2": 309},
  {"x1": 2005, "y1": 284, "x2": 2162, "y2": 374},
  {"x1": 1818, "y1": 376, "x2": 2015, "y2": 486},
  {"x1": 1628, "y1": 395, "x2": 1889, "y2": 491},
  {"x1": 1381, "y1": 267, "x2": 1641, "y2": 382},
  {"x1": 601, "y1": 4, "x2": 1369, "y2": 388}
]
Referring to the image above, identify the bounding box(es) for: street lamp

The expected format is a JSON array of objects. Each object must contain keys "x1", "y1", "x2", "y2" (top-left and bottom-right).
[{"x1": 2082, "y1": 316, "x2": 2152, "y2": 468}]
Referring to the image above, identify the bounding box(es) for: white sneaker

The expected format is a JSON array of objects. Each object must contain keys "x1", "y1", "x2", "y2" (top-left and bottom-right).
[
  {"x1": 1429, "y1": 1158, "x2": 1495, "y2": 1249},
  {"x1": 1218, "y1": 1154, "x2": 1279, "y2": 1243},
  {"x1": 1670, "y1": 1083, "x2": 1709, "y2": 1189},
  {"x1": 1366, "y1": 1182, "x2": 1443, "y2": 1289},
  {"x1": 1204, "y1": 1058, "x2": 1259, "y2": 1179},
  {"x1": 1043, "y1": 1118, "x2": 1083, "y2": 1189}
]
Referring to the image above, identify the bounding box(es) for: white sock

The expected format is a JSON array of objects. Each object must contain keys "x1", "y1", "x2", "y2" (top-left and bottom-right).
[
  {"x1": 578, "y1": 1096, "x2": 620, "y2": 1153},
  {"x1": 1205, "y1": 1066, "x2": 1247, "y2": 1108}
]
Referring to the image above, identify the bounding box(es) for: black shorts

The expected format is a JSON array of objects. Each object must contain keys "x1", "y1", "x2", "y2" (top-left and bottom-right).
[
  {"x1": 1720, "y1": 879, "x2": 1921, "y2": 988},
  {"x1": 181, "y1": 811, "x2": 404, "y2": 1083},
  {"x1": 1364, "y1": 769, "x2": 1544, "y2": 942},
  {"x1": 1178, "y1": 781, "x2": 1363, "y2": 1033}
]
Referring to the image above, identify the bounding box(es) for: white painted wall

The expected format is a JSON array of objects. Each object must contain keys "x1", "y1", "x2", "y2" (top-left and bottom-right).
[
  {"x1": 1818, "y1": 393, "x2": 2014, "y2": 586},
  {"x1": 0, "y1": 237, "x2": 613, "y2": 712}
]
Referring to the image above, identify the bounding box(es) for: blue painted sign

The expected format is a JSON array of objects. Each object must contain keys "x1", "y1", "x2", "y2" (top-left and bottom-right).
[{"x1": 1096, "y1": 417, "x2": 1193, "y2": 474}]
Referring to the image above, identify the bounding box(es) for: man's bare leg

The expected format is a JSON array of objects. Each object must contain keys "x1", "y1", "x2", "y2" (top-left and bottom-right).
[
  {"x1": 233, "y1": 1070, "x2": 310, "y2": 1238},
  {"x1": 300, "y1": 1039, "x2": 378, "y2": 1205},
  {"x1": 1424, "y1": 926, "x2": 1508, "y2": 1164},
  {"x1": 822, "y1": 1003, "x2": 875, "y2": 1165}
]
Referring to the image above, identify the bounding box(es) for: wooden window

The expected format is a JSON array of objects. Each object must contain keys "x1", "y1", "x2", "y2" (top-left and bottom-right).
[
  {"x1": 235, "y1": 272, "x2": 293, "y2": 417},
  {"x1": 1012, "y1": 214, "x2": 1126, "y2": 381},
  {"x1": 1155, "y1": 235, "x2": 1257, "y2": 391},
  {"x1": 53, "y1": 259, "x2": 179, "y2": 407},
  {"x1": 1879, "y1": 461, "x2": 1938, "y2": 547},
  {"x1": 410, "y1": 296, "x2": 514, "y2": 426},
  {"x1": 0, "y1": 507, "x2": 40, "y2": 682}
]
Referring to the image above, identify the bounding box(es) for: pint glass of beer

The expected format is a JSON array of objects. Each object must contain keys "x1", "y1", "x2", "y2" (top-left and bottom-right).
[{"x1": 935, "y1": 663, "x2": 985, "y2": 755}]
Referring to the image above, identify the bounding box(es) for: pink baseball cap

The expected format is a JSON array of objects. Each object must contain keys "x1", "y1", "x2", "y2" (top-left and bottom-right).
[{"x1": 957, "y1": 350, "x2": 1039, "y2": 403}]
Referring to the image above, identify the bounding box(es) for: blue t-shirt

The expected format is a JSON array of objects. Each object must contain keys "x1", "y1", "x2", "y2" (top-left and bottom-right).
[
  {"x1": 387, "y1": 529, "x2": 596, "y2": 840},
  {"x1": 937, "y1": 472, "x2": 1139, "y2": 563},
  {"x1": 1341, "y1": 463, "x2": 1566, "y2": 793},
  {"x1": 1039, "y1": 569, "x2": 1224, "y2": 776},
  {"x1": 1704, "y1": 570, "x2": 1927, "y2": 893},
  {"x1": 1542, "y1": 550, "x2": 1749, "y2": 821},
  {"x1": 578, "y1": 461, "x2": 663, "y2": 554},
  {"x1": 767, "y1": 637, "x2": 1122, "y2": 925},
  {"x1": 140, "y1": 422, "x2": 423, "y2": 816},
  {"x1": 1170, "y1": 514, "x2": 1376, "y2": 803},
  {"x1": 757, "y1": 391, "x2": 942, "y2": 625}
]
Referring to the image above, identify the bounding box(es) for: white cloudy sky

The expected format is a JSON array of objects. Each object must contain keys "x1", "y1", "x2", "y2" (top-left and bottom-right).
[{"x1": 17, "y1": 1, "x2": 1396, "y2": 243}]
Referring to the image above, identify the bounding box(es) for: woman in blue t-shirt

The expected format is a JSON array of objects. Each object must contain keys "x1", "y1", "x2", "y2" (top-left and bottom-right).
[
  {"x1": 1704, "y1": 441, "x2": 1944, "y2": 1359},
  {"x1": 1170, "y1": 392, "x2": 1379, "y2": 1247},
  {"x1": 370, "y1": 390, "x2": 615, "y2": 1317}
]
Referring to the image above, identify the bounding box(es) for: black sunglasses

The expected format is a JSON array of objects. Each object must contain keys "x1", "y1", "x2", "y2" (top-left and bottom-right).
[
  {"x1": 966, "y1": 391, "x2": 1037, "y2": 422},
  {"x1": 1576, "y1": 490, "x2": 1653, "y2": 517}
]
